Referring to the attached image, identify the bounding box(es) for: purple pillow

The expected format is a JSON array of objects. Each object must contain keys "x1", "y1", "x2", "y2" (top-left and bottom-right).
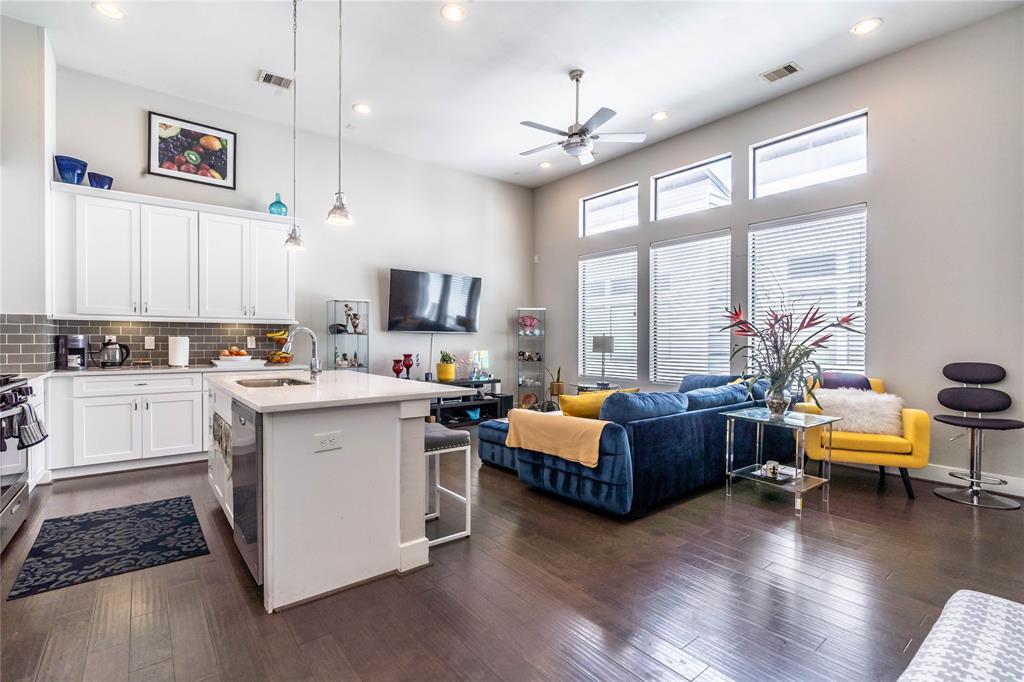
[{"x1": 820, "y1": 371, "x2": 872, "y2": 391}]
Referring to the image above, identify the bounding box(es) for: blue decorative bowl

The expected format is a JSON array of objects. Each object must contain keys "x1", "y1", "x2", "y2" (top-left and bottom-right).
[
  {"x1": 87, "y1": 172, "x2": 113, "y2": 190},
  {"x1": 54, "y1": 155, "x2": 88, "y2": 184}
]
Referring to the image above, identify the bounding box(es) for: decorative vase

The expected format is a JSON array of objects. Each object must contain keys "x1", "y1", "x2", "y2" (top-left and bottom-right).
[
  {"x1": 549, "y1": 381, "x2": 565, "y2": 396},
  {"x1": 402, "y1": 354, "x2": 413, "y2": 379},
  {"x1": 268, "y1": 193, "x2": 288, "y2": 216},
  {"x1": 54, "y1": 155, "x2": 88, "y2": 184},
  {"x1": 436, "y1": 362, "x2": 456, "y2": 383},
  {"x1": 391, "y1": 358, "x2": 403, "y2": 379},
  {"x1": 765, "y1": 388, "x2": 791, "y2": 419}
]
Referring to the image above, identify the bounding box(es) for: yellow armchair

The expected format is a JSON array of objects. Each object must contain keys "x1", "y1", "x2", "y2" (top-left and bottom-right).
[{"x1": 794, "y1": 378, "x2": 930, "y2": 498}]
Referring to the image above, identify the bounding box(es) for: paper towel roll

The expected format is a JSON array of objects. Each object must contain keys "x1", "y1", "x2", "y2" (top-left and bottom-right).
[{"x1": 168, "y1": 337, "x2": 189, "y2": 367}]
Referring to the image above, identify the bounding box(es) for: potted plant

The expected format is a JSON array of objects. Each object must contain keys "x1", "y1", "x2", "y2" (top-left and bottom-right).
[
  {"x1": 547, "y1": 367, "x2": 565, "y2": 396},
  {"x1": 722, "y1": 303, "x2": 860, "y2": 419},
  {"x1": 436, "y1": 350, "x2": 457, "y2": 383}
]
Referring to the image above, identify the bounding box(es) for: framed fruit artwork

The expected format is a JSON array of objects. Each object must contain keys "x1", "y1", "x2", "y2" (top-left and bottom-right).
[{"x1": 147, "y1": 112, "x2": 236, "y2": 189}]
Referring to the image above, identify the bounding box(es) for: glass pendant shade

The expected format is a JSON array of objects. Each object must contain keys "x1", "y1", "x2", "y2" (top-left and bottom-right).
[
  {"x1": 284, "y1": 224, "x2": 305, "y2": 251},
  {"x1": 326, "y1": 192, "x2": 354, "y2": 225}
]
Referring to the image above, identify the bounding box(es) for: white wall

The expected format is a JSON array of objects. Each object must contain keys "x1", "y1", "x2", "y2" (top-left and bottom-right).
[
  {"x1": 1, "y1": 17, "x2": 53, "y2": 314},
  {"x1": 533, "y1": 8, "x2": 1024, "y2": 477},
  {"x1": 48, "y1": 67, "x2": 534, "y2": 382}
]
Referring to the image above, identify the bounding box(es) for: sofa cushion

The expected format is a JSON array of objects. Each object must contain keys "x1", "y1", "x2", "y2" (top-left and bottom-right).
[
  {"x1": 559, "y1": 388, "x2": 638, "y2": 419},
  {"x1": 820, "y1": 371, "x2": 873, "y2": 391},
  {"x1": 477, "y1": 418, "x2": 509, "y2": 444},
  {"x1": 819, "y1": 431, "x2": 912, "y2": 454},
  {"x1": 684, "y1": 384, "x2": 749, "y2": 411},
  {"x1": 678, "y1": 374, "x2": 739, "y2": 393},
  {"x1": 599, "y1": 391, "x2": 689, "y2": 425}
]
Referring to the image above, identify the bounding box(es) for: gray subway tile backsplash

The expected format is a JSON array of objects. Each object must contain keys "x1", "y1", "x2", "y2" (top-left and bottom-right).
[{"x1": 0, "y1": 314, "x2": 288, "y2": 374}]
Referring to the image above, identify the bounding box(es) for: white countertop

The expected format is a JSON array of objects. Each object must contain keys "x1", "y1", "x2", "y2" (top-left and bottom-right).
[
  {"x1": 207, "y1": 370, "x2": 475, "y2": 413},
  {"x1": 48, "y1": 362, "x2": 305, "y2": 377}
]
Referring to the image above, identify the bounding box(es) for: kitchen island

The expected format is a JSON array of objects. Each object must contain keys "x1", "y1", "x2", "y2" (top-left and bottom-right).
[{"x1": 205, "y1": 369, "x2": 474, "y2": 613}]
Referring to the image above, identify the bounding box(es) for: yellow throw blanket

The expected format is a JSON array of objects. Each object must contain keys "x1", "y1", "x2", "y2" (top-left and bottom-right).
[{"x1": 505, "y1": 409, "x2": 607, "y2": 469}]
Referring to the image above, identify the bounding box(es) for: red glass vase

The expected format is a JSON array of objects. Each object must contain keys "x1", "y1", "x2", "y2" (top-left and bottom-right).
[
  {"x1": 402, "y1": 353, "x2": 414, "y2": 379},
  {"x1": 391, "y1": 358, "x2": 403, "y2": 378}
]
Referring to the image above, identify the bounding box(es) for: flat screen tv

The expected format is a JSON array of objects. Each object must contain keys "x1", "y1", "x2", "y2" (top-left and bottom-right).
[{"x1": 387, "y1": 268, "x2": 482, "y2": 333}]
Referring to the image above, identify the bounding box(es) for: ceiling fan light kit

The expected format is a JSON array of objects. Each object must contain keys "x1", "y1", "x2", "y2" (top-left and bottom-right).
[{"x1": 520, "y1": 69, "x2": 647, "y2": 167}]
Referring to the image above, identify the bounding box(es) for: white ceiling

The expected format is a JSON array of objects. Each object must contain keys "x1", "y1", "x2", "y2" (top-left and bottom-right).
[{"x1": 3, "y1": 1, "x2": 1017, "y2": 187}]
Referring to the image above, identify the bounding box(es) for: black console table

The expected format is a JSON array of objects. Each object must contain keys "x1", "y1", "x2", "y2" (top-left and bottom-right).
[{"x1": 427, "y1": 378, "x2": 512, "y2": 427}]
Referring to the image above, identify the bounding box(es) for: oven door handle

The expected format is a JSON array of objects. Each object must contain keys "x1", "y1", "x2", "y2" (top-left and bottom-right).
[{"x1": 0, "y1": 407, "x2": 23, "y2": 420}]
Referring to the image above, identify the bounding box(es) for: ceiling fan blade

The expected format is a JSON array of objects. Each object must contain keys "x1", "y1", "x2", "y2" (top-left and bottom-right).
[
  {"x1": 578, "y1": 152, "x2": 595, "y2": 166},
  {"x1": 520, "y1": 121, "x2": 569, "y2": 136},
  {"x1": 581, "y1": 107, "x2": 616, "y2": 134},
  {"x1": 592, "y1": 133, "x2": 647, "y2": 143},
  {"x1": 519, "y1": 141, "x2": 564, "y2": 156}
]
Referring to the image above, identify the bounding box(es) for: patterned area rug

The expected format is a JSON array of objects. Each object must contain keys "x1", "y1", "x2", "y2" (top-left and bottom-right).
[{"x1": 7, "y1": 495, "x2": 209, "y2": 600}]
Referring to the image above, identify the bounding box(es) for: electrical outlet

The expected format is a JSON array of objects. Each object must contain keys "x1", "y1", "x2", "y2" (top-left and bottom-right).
[
  {"x1": 104, "y1": 335, "x2": 116, "y2": 343},
  {"x1": 313, "y1": 430, "x2": 343, "y2": 453},
  {"x1": 246, "y1": 336, "x2": 256, "y2": 349},
  {"x1": 144, "y1": 336, "x2": 155, "y2": 350}
]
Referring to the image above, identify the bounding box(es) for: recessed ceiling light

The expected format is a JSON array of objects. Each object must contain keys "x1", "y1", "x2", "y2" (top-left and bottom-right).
[
  {"x1": 352, "y1": 103, "x2": 371, "y2": 114},
  {"x1": 92, "y1": 2, "x2": 125, "y2": 19},
  {"x1": 538, "y1": 161, "x2": 552, "y2": 169},
  {"x1": 850, "y1": 17, "x2": 883, "y2": 36},
  {"x1": 441, "y1": 4, "x2": 466, "y2": 22},
  {"x1": 651, "y1": 111, "x2": 669, "y2": 121}
]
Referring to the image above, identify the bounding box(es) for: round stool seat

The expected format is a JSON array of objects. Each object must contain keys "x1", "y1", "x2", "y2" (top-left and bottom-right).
[
  {"x1": 934, "y1": 414, "x2": 1024, "y2": 431},
  {"x1": 425, "y1": 422, "x2": 471, "y2": 451}
]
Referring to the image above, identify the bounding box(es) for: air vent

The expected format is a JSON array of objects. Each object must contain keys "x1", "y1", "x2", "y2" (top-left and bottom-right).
[
  {"x1": 760, "y1": 62, "x2": 801, "y2": 83},
  {"x1": 257, "y1": 69, "x2": 293, "y2": 90}
]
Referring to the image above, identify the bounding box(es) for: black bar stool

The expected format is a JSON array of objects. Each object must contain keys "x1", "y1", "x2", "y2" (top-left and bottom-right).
[{"x1": 934, "y1": 362, "x2": 1022, "y2": 510}]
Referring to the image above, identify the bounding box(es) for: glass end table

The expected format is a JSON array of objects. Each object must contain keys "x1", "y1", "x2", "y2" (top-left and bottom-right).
[{"x1": 722, "y1": 407, "x2": 842, "y2": 517}]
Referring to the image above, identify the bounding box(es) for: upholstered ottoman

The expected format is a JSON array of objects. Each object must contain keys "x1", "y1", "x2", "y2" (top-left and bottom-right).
[{"x1": 477, "y1": 419, "x2": 517, "y2": 471}]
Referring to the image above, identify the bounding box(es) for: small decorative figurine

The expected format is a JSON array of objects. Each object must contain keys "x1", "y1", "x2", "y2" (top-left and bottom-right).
[
  {"x1": 350, "y1": 312, "x2": 363, "y2": 334},
  {"x1": 339, "y1": 352, "x2": 350, "y2": 368},
  {"x1": 352, "y1": 351, "x2": 359, "y2": 368}
]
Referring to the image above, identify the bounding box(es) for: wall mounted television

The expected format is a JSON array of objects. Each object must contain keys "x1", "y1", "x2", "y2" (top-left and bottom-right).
[{"x1": 386, "y1": 268, "x2": 482, "y2": 333}]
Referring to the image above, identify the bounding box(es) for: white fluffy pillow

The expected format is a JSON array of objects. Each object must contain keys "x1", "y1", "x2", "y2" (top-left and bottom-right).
[{"x1": 812, "y1": 387, "x2": 905, "y2": 436}]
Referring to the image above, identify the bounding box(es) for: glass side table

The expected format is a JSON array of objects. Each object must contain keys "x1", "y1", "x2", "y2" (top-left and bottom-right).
[{"x1": 722, "y1": 407, "x2": 842, "y2": 517}]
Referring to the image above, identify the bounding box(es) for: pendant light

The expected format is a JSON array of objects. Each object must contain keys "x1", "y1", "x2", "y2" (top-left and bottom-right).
[
  {"x1": 284, "y1": 0, "x2": 305, "y2": 251},
  {"x1": 326, "y1": 0, "x2": 354, "y2": 226}
]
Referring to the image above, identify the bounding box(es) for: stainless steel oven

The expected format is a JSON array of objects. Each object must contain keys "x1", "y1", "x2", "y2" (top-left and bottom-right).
[{"x1": 1, "y1": 374, "x2": 45, "y2": 553}]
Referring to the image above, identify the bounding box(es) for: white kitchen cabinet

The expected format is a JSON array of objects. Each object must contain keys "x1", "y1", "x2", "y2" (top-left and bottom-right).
[
  {"x1": 73, "y1": 394, "x2": 143, "y2": 466},
  {"x1": 141, "y1": 205, "x2": 199, "y2": 317},
  {"x1": 250, "y1": 220, "x2": 295, "y2": 320},
  {"x1": 27, "y1": 385, "x2": 47, "y2": 490},
  {"x1": 75, "y1": 196, "x2": 141, "y2": 317},
  {"x1": 142, "y1": 392, "x2": 203, "y2": 458},
  {"x1": 205, "y1": 382, "x2": 233, "y2": 524},
  {"x1": 199, "y1": 213, "x2": 250, "y2": 319}
]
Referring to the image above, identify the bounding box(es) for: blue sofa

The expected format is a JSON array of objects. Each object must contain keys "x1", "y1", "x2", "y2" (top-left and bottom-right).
[{"x1": 478, "y1": 375, "x2": 793, "y2": 517}]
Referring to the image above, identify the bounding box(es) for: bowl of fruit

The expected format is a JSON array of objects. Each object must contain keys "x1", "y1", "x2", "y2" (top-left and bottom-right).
[
  {"x1": 268, "y1": 350, "x2": 294, "y2": 365},
  {"x1": 211, "y1": 346, "x2": 253, "y2": 367},
  {"x1": 266, "y1": 330, "x2": 289, "y2": 346}
]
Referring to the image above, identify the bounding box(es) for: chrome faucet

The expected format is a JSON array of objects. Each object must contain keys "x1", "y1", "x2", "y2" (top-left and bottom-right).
[{"x1": 281, "y1": 326, "x2": 321, "y2": 380}]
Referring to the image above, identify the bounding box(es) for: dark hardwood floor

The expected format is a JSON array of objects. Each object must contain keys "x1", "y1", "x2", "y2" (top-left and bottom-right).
[{"x1": 2, "y1": 442, "x2": 1022, "y2": 682}]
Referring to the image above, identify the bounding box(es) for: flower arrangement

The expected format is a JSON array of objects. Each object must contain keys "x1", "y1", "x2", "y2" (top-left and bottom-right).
[{"x1": 722, "y1": 303, "x2": 861, "y2": 416}]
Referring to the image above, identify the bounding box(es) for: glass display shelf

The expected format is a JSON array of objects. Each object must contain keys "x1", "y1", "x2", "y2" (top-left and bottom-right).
[
  {"x1": 516, "y1": 307, "x2": 546, "y2": 409},
  {"x1": 326, "y1": 299, "x2": 369, "y2": 373}
]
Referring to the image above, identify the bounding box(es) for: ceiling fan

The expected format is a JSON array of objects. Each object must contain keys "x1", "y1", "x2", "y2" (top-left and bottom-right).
[{"x1": 520, "y1": 69, "x2": 647, "y2": 166}]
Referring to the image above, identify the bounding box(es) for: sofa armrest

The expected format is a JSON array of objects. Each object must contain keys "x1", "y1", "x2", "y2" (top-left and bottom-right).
[{"x1": 901, "y1": 408, "x2": 931, "y2": 467}]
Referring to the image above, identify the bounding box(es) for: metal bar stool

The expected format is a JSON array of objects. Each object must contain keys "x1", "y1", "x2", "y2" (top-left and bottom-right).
[
  {"x1": 934, "y1": 362, "x2": 1023, "y2": 510},
  {"x1": 424, "y1": 421, "x2": 471, "y2": 546}
]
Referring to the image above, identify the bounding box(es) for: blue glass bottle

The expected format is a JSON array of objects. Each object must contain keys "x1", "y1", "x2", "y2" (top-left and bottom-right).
[{"x1": 268, "y1": 193, "x2": 288, "y2": 216}]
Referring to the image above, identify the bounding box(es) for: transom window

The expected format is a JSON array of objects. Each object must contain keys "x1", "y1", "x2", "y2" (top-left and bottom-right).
[
  {"x1": 752, "y1": 113, "x2": 867, "y2": 198},
  {"x1": 653, "y1": 155, "x2": 732, "y2": 220},
  {"x1": 578, "y1": 248, "x2": 638, "y2": 379},
  {"x1": 580, "y1": 183, "x2": 639, "y2": 236}
]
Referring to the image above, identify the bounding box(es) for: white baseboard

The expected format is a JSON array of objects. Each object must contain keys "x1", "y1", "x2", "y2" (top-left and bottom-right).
[
  {"x1": 398, "y1": 537, "x2": 429, "y2": 573},
  {"x1": 841, "y1": 461, "x2": 1024, "y2": 498},
  {"x1": 51, "y1": 453, "x2": 206, "y2": 480}
]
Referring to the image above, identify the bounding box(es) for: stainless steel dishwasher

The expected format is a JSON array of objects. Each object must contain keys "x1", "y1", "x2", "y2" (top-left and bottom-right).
[{"x1": 232, "y1": 400, "x2": 263, "y2": 585}]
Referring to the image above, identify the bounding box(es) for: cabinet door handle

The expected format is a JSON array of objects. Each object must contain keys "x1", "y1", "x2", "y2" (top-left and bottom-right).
[
  {"x1": 242, "y1": 306, "x2": 247, "y2": 317},
  {"x1": 144, "y1": 302, "x2": 149, "y2": 313},
  {"x1": 133, "y1": 400, "x2": 138, "y2": 411},
  {"x1": 251, "y1": 306, "x2": 256, "y2": 317},
  {"x1": 145, "y1": 400, "x2": 149, "y2": 410},
  {"x1": 135, "y1": 382, "x2": 148, "y2": 386},
  {"x1": 132, "y1": 301, "x2": 138, "y2": 313}
]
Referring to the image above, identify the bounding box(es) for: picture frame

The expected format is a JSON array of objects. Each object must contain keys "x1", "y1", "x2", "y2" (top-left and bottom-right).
[{"x1": 147, "y1": 111, "x2": 236, "y2": 189}]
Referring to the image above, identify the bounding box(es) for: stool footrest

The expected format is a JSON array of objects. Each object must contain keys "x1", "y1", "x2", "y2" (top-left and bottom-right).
[{"x1": 949, "y1": 470, "x2": 1007, "y2": 486}]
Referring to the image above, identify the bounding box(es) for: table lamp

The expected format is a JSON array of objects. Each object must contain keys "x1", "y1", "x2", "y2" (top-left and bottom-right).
[{"x1": 592, "y1": 335, "x2": 615, "y2": 387}]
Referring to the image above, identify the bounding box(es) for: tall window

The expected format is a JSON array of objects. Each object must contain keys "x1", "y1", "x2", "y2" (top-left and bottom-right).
[
  {"x1": 748, "y1": 204, "x2": 867, "y2": 372},
  {"x1": 650, "y1": 230, "x2": 732, "y2": 383},
  {"x1": 581, "y1": 183, "x2": 639, "y2": 236},
  {"x1": 578, "y1": 249, "x2": 638, "y2": 379},
  {"x1": 752, "y1": 112, "x2": 867, "y2": 198},
  {"x1": 653, "y1": 155, "x2": 732, "y2": 220}
]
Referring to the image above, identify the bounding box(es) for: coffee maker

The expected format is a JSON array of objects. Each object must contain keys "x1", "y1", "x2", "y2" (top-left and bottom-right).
[{"x1": 55, "y1": 334, "x2": 88, "y2": 370}]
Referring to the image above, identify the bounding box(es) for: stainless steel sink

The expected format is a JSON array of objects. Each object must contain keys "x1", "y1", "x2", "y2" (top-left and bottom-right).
[{"x1": 235, "y1": 378, "x2": 312, "y2": 388}]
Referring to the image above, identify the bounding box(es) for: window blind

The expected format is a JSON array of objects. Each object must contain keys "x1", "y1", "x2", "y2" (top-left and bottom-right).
[
  {"x1": 654, "y1": 156, "x2": 732, "y2": 221},
  {"x1": 650, "y1": 230, "x2": 731, "y2": 383},
  {"x1": 748, "y1": 204, "x2": 867, "y2": 372},
  {"x1": 582, "y1": 184, "x2": 639, "y2": 236},
  {"x1": 578, "y1": 248, "x2": 638, "y2": 380}
]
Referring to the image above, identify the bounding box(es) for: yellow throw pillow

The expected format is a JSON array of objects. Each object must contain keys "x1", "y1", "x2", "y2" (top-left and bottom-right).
[{"x1": 559, "y1": 388, "x2": 639, "y2": 419}]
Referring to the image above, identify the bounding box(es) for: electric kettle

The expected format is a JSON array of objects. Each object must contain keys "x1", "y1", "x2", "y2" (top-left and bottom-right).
[{"x1": 91, "y1": 340, "x2": 131, "y2": 368}]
